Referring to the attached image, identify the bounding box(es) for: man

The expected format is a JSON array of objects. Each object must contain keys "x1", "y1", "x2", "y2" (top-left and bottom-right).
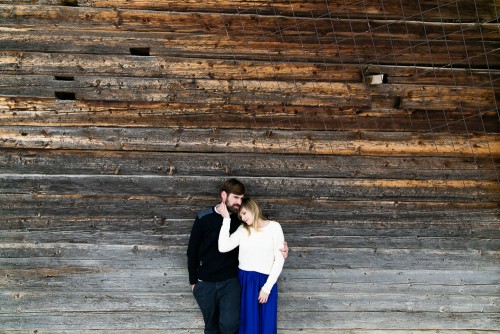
[{"x1": 187, "y1": 178, "x2": 288, "y2": 334}]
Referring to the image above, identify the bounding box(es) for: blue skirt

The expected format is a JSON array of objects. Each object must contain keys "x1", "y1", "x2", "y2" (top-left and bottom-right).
[{"x1": 238, "y1": 269, "x2": 278, "y2": 334}]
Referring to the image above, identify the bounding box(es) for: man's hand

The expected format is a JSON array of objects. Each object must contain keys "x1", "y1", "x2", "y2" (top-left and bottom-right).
[
  {"x1": 191, "y1": 284, "x2": 195, "y2": 292},
  {"x1": 280, "y1": 241, "x2": 289, "y2": 259}
]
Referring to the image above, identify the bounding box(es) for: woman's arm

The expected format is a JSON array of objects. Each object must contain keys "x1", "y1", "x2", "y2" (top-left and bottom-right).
[
  {"x1": 261, "y1": 222, "x2": 285, "y2": 294},
  {"x1": 218, "y1": 218, "x2": 243, "y2": 253}
]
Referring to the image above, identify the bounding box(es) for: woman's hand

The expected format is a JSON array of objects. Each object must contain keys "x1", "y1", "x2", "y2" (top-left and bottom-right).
[
  {"x1": 258, "y1": 290, "x2": 269, "y2": 303},
  {"x1": 218, "y1": 200, "x2": 230, "y2": 219}
]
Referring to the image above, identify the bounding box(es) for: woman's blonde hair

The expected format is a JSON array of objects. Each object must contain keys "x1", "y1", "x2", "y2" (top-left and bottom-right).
[{"x1": 239, "y1": 198, "x2": 267, "y2": 234}]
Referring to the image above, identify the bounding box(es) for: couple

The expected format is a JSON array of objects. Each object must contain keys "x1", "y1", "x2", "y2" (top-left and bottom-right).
[{"x1": 187, "y1": 179, "x2": 288, "y2": 334}]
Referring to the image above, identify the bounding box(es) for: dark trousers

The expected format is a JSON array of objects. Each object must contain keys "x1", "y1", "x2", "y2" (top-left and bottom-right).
[{"x1": 193, "y1": 277, "x2": 241, "y2": 334}]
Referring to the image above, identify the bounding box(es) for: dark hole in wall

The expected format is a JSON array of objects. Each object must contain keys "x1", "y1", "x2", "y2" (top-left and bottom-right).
[
  {"x1": 130, "y1": 47, "x2": 151, "y2": 56},
  {"x1": 55, "y1": 92, "x2": 76, "y2": 100},
  {"x1": 61, "y1": 0, "x2": 79, "y2": 6},
  {"x1": 394, "y1": 96, "x2": 401, "y2": 109},
  {"x1": 54, "y1": 76, "x2": 75, "y2": 81}
]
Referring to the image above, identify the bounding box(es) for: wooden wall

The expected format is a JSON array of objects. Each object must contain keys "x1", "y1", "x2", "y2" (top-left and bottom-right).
[{"x1": 1, "y1": 0, "x2": 499, "y2": 332}]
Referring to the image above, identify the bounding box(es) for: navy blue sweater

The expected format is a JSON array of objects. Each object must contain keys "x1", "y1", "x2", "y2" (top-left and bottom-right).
[{"x1": 187, "y1": 207, "x2": 241, "y2": 285}]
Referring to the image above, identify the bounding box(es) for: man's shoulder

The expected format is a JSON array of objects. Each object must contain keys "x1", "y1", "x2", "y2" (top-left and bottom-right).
[{"x1": 196, "y1": 207, "x2": 215, "y2": 220}]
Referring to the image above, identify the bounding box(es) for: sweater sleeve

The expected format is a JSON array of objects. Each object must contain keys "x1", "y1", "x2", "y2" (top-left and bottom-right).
[
  {"x1": 186, "y1": 217, "x2": 202, "y2": 285},
  {"x1": 218, "y1": 218, "x2": 243, "y2": 252},
  {"x1": 261, "y1": 222, "x2": 285, "y2": 294}
]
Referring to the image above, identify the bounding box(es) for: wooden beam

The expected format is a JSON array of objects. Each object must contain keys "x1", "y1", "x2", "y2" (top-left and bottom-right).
[
  {"x1": 1, "y1": 194, "x2": 498, "y2": 221},
  {"x1": 0, "y1": 0, "x2": 497, "y2": 22},
  {"x1": 1, "y1": 149, "x2": 497, "y2": 180},
  {"x1": 3, "y1": 52, "x2": 499, "y2": 86},
  {"x1": 1, "y1": 97, "x2": 498, "y2": 132},
  {"x1": 1, "y1": 27, "x2": 498, "y2": 66},
  {"x1": 1, "y1": 126, "x2": 498, "y2": 157}
]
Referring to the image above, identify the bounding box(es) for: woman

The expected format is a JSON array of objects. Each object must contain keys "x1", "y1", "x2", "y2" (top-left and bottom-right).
[{"x1": 218, "y1": 197, "x2": 285, "y2": 334}]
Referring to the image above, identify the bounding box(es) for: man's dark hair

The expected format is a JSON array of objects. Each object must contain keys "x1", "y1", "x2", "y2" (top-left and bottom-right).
[{"x1": 220, "y1": 178, "x2": 245, "y2": 196}]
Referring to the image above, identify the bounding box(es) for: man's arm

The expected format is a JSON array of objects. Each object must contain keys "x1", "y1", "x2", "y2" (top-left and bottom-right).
[{"x1": 187, "y1": 218, "x2": 202, "y2": 287}]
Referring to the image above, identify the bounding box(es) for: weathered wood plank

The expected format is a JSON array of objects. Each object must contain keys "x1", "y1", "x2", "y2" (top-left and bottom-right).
[
  {"x1": 1, "y1": 126, "x2": 498, "y2": 157},
  {"x1": 1, "y1": 194, "x2": 498, "y2": 222},
  {"x1": 1, "y1": 244, "x2": 498, "y2": 270},
  {"x1": 2, "y1": 52, "x2": 499, "y2": 87},
  {"x1": 0, "y1": 74, "x2": 374, "y2": 108},
  {"x1": 0, "y1": 310, "x2": 498, "y2": 330},
  {"x1": 1, "y1": 74, "x2": 497, "y2": 113},
  {"x1": 1, "y1": 290, "x2": 497, "y2": 314},
  {"x1": 0, "y1": 28, "x2": 497, "y2": 66},
  {"x1": 2, "y1": 216, "x2": 499, "y2": 240},
  {"x1": 2, "y1": 267, "x2": 498, "y2": 295},
  {"x1": 0, "y1": 149, "x2": 498, "y2": 180},
  {"x1": 0, "y1": 51, "x2": 363, "y2": 81},
  {"x1": 1, "y1": 97, "x2": 497, "y2": 133},
  {"x1": 1, "y1": 0, "x2": 496, "y2": 22},
  {"x1": 368, "y1": 64, "x2": 500, "y2": 86},
  {"x1": 1, "y1": 5, "x2": 498, "y2": 40},
  {"x1": 1, "y1": 229, "x2": 498, "y2": 251},
  {"x1": 278, "y1": 311, "x2": 500, "y2": 330},
  {"x1": 0, "y1": 312, "x2": 204, "y2": 330},
  {"x1": 1, "y1": 174, "x2": 498, "y2": 202}
]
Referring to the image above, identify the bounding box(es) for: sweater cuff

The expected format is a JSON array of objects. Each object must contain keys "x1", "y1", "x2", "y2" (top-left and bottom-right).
[
  {"x1": 222, "y1": 217, "x2": 231, "y2": 224},
  {"x1": 261, "y1": 283, "x2": 273, "y2": 294}
]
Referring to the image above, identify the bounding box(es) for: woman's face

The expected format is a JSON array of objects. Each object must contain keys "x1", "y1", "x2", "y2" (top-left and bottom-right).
[{"x1": 239, "y1": 206, "x2": 254, "y2": 225}]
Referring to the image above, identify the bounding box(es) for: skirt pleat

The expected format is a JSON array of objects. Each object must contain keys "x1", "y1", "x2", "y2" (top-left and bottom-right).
[{"x1": 238, "y1": 269, "x2": 278, "y2": 334}]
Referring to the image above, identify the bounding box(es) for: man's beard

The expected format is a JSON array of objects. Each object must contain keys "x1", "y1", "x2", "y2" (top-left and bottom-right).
[{"x1": 226, "y1": 200, "x2": 240, "y2": 214}]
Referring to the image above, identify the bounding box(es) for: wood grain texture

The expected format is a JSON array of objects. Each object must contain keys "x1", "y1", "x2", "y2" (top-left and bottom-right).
[
  {"x1": 0, "y1": 0, "x2": 497, "y2": 21},
  {"x1": 1, "y1": 126, "x2": 498, "y2": 157},
  {"x1": 1, "y1": 149, "x2": 498, "y2": 179}
]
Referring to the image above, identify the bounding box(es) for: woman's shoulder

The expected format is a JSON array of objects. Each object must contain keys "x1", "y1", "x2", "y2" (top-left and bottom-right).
[{"x1": 267, "y1": 221, "x2": 282, "y2": 230}]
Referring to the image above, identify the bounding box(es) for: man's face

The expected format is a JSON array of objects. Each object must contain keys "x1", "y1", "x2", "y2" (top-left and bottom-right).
[{"x1": 223, "y1": 192, "x2": 244, "y2": 214}]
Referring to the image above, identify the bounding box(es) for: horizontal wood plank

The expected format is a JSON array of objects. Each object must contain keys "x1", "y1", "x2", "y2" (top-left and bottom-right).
[
  {"x1": 1, "y1": 174, "x2": 499, "y2": 202},
  {"x1": 1, "y1": 194, "x2": 499, "y2": 222},
  {"x1": 1, "y1": 230, "x2": 498, "y2": 250},
  {"x1": 2, "y1": 216, "x2": 499, "y2": 239},
  {"x1": 2, "y1": 290, "x2": 497, "y2": 314},
  {"x1": 1, "y1": 98, "x2": 498, "y2": 133},
  {"x1": 1, "y1": 28, "x2": 497, "y2": 66},
  {"x1": 1, "y1": 243, "x2": 498, "y2": 270},
  {"x1": 1, "y1": 75, "x2": 497, "y2": 114},
  {"x1": 2, "y1": 267, "x2": 498, "y2": 295},
  {"x1": 0, "y1": 311, "x2": 498, "y2": 330},
  {"x1": 1, "y1": 0, "x2": 497, "y2": 22},
  {"x1": 2, "y1": 52, "x2": 499, "y2": 87},
  {"x1": 1, "y1": 126, "x2": 498, "y2": 157},
  {"x1": 0, "y1": 149, "x2": 498, "y2": 180},
  {"x1": 0, "y1": 5, "x2": 497, "y2": 42}
]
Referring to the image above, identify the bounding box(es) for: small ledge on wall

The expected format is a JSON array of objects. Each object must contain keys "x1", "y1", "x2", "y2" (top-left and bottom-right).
[{"x1": 363, "y1": 74, "x2": 385, "y2": 85}]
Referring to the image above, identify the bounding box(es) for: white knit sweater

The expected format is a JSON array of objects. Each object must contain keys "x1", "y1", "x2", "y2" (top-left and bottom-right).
[{"x1": 219, "y1": 218, "x2": 285, "y2": 293}]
